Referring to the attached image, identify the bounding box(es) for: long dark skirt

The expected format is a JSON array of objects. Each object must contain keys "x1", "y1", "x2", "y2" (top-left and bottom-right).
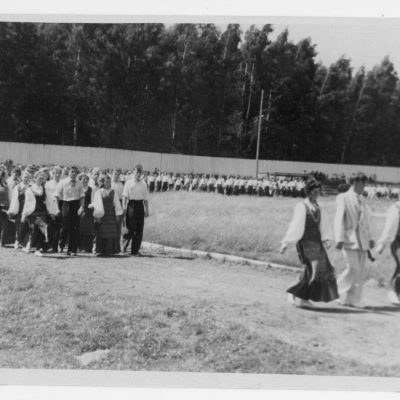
[
  {"x1": 0, "y1": 208, "x2": 15, "y2": 246},
  {"x1": 27, "y1": 212, "x2": 50, "y2": 251},
  {"x1": 287, "y1": 240, "x2": 339, "y2": 302},
  {"x1": 96, "y1": 212, "x2": 119, "y2": 256},
  {"x1": 15, "y1": 214, "x2": 30, "y2": 247}
]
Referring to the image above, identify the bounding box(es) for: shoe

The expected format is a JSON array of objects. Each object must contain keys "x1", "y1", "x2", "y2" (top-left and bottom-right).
[
  {"x1": 297, "y1": 300, "x2": 315, "y2": 309},
  {"x1": 287, "y1": 293, "x2": 296, "y2": 306},
  {"x1": 337, "y1": 301, "x2": 366, "y2": 309},
  {"x1": 34, "y1": 250, "x2": 43, "y2": 257},
  {"x1": 13, "y1": 241, "x2": 19, "y2": 250},
  {"x1": 66, "y1": 251, "x2": 71, "y2": 256},
  {"x1": 22, "y1": 246, "x2": 30, "y2": 254},
  {"x1": 58, "y1": 246, "x2": 63, "y2": 253},
  {"x1": 388, "y1": 291, "x2": 400, "y2": 305},
  {"x1": 131, "y1": 252, "x2": 143, "y2": 257}
]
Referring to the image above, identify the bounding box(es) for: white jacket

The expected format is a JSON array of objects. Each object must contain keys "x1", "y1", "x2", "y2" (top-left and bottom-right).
[{"x1": 333, "y1": 188, "x2": 373, "y2": 250}]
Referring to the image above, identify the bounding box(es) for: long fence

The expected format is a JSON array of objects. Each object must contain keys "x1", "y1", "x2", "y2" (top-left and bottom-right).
[{"x1": 1, "y1": 141, "x2": 400, "y2": 182}]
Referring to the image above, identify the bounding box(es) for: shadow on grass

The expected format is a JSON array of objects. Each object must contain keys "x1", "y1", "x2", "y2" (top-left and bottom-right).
[
  {"x1": 164, "y1": 255, "x2": 196, "y2": 261},
  {"x1": 300, "y1": 307, "x2": 368, "y2": 314},
  {"x1": 41, "y1": 255, "x2": 69, "y2": 260},
  {"x1": 364, "y1": 305, "x2": 400, "y2": 313},
  {"x1": 303, "y1": 305, "x2": 400, "y2": 316}
]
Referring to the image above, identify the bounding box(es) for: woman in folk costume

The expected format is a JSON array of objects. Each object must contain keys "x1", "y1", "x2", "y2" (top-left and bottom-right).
[
  {"x1": 375, "y1": 202, "x2": 400, "y2": 305},
  {"x1": 280, "y1": 178, "x2": 339, "y2": 308},
  {"x1": 0, "y1": 168, "x2": 11, "y2": 247},
  {"x1": 7, "y1": 170, "x2": 31, "y2": 249},
  {"x1": 92, "y1": 175, "x2": 123, "y2": 256},
  {"x1": 78, "y1": 173, "x2": 95, "y2": 253},
  {"x1": 21, "y1": 171, "x2": 51, "y2": 256}
]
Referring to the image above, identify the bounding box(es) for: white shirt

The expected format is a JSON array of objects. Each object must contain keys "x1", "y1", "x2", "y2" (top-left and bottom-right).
[
  {"x1": 122, "y1": 180, "x2": 149, "y2": 201},
  {"x1": 45, "y1": 179, "x2": 61, "y2": 215},
  {"x1": 111, "y1": 181, "x2": 124, "y2": 201}
]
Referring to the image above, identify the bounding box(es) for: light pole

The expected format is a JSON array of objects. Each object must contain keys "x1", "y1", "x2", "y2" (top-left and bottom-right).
[{"x1": 255, "y1": 89, "x2": 264, "y2": 178}]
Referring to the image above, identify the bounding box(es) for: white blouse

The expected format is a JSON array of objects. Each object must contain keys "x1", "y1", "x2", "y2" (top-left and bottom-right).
[
  {"x1": 8, "y1": 183, "x2": 28, "y2": 215},
  {"x1": 45, "y1": 180, "x2": 60, "y2": 215},
  {"x1": 377, "y1": 202, "x2": 400, "y2": 247},
  {"x1": 21, "y1": 184, "x2": 47, "y2": 218},
  {"x1": 281, "y1": 198, "x2": 333, "y2": 245},
  {"x1": 92, "y1": 188, "x2": 123, "y2": 219}
]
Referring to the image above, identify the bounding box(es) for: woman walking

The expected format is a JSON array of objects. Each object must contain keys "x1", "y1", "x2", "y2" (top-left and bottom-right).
[
  {"x1": 21, "y1": 171, "x2": 51, "y2": 256},
  {"x1": 0, "y1": 168, "x2": 11, "y2": 247},
  {"x1": 280, "y1": 178, "x2": 339, "y2": 308},
  {"x1": 376, "y1": 201, "x2": 400, "y2": 305},
  {"x1": 93, "y1": 175, "x2": 123, "y2": 256},
  {"x1": 78, "y1": 173, "x2": 95, "y2": 253},
  {"x1": 7, "y1": 170, "x2": 31, "y2": 249}
]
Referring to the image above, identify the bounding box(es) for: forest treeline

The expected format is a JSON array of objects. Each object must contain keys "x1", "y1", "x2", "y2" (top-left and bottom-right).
[{"x1": 0, "y1": 22, "x2": 399, "y2": 166}]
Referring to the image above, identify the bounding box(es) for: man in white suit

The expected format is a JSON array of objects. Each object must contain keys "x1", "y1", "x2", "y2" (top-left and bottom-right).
[{"x1": 334, "y1": 172, "x2": 375, "y2": 307}]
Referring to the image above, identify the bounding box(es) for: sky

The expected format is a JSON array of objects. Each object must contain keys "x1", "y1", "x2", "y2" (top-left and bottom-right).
[
  {"x1": 221, "y1": 18, "x2": 400, "y2": 73},
  {"x1": 268, "y1": 18, "x2": 400, "y2": 72}
]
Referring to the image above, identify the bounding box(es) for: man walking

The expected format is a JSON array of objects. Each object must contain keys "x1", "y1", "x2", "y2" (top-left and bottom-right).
[
  {"x1": 54, "y1": 166, "x2": 85, "y2": 256},
  {"x1": 122, "y1": 164, "x2": 149, "y2": 256},
  {"x1": 334, "y1": 172, "x2": 375, "y2": 307}
]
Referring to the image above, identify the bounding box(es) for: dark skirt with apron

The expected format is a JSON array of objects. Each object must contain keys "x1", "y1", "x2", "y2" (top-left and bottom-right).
[
  {"x1": 96, "y1": 189, "x2": 119, "y2": 256},
  {"x1": 287, "y1": 206, "x2": 339, "y2": 302}
]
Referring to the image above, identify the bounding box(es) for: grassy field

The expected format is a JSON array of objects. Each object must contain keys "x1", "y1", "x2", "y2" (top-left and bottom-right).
[
  {"x1": 1, "y1": 191, "x2": 399, "y2": 376},
  {"x1": 1, "y1": 248, "x2": 400, "y2": 375},
  {"x1": 145, "y1": 191, "x2": 393, "y2": 285}
]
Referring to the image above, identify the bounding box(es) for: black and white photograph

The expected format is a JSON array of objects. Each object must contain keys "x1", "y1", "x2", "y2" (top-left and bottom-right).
[{"x1": 1, "y1": 1, "x2": 400, "y2": 394}]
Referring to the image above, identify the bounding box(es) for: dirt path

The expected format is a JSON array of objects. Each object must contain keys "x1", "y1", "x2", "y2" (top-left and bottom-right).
[{"x1": 1, "y1": 246, "x2": 399, "y2": 373}]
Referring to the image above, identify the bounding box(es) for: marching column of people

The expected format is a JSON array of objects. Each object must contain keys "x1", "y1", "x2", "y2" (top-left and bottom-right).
[
  {"x1": 1, "y1": 161, "x2": 400, "y2": 308},
  {"x1": 144, "y1": 171, "x2": 308, "y2": 198},
  {"x1": 281, "y1": 172, "x2": 400, "y2": 308},
  {"x1": 1, "y1": 163, "x2": 150, "y2": 258}
]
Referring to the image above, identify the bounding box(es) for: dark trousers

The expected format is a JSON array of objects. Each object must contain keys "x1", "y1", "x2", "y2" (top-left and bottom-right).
[
  {"x1": 60, "y1": 200, "x2": 80, "y2": 253},
  {"x1": 15, "y1": 214, "x2": 29, "y2": 246},
  {"x1": 126, "y1": 200, "x2": 145, "y2": 255},
  {"x1": 0, "y1": 209, "x2": 9, "y2": 246}
]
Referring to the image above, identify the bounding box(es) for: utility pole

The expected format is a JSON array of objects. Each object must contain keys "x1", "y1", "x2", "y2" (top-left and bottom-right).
[
  {"x1": 255, "y1": 89, "x2": 264, "y2": 178},
  {"x1": 73, "y1": 48, "x2": 80, "y2": 146}
]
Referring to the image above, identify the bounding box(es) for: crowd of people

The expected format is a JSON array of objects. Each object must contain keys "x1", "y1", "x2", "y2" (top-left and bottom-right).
[
  {"x1": 281, "y1": 173, "x2": 400, "y2": 308},
  {"x1": 0, "y1": 162, "x2": 149, "y2": 258},
  {"x1": 1, "y1": 159, "x2": 400, "y2": 309},
  {"x1": 145, "y1": 171, "x2": 308, "y2": 198}
]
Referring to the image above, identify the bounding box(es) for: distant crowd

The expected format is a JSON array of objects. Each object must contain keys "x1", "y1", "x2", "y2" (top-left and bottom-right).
[
  {"x1": 145, "y1": 171, "x2": 307, "y2": 198},
  {"x1": 0, "y1": 159, "x2": 399, "y2": 261}
]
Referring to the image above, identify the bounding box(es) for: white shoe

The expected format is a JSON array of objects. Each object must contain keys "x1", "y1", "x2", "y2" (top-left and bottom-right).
[
  {"x1": 298, "y1": 299, "x2": 315, "y2": 309},
  {"x1": 34, "y1": 250, "x2": 43, "y2": 257},
  {"x1": 13, "y1": 241, "x2": 19, "y2": 250},
  {"x1": 22, "y1": 246, "x2": 30, "y2": 253},
  {"x1": 388, "y1": 291, "x2": 400, "y2": 305},
  {"x1": 287, "y1": 293, "x2": 296, "y2": 305}
]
